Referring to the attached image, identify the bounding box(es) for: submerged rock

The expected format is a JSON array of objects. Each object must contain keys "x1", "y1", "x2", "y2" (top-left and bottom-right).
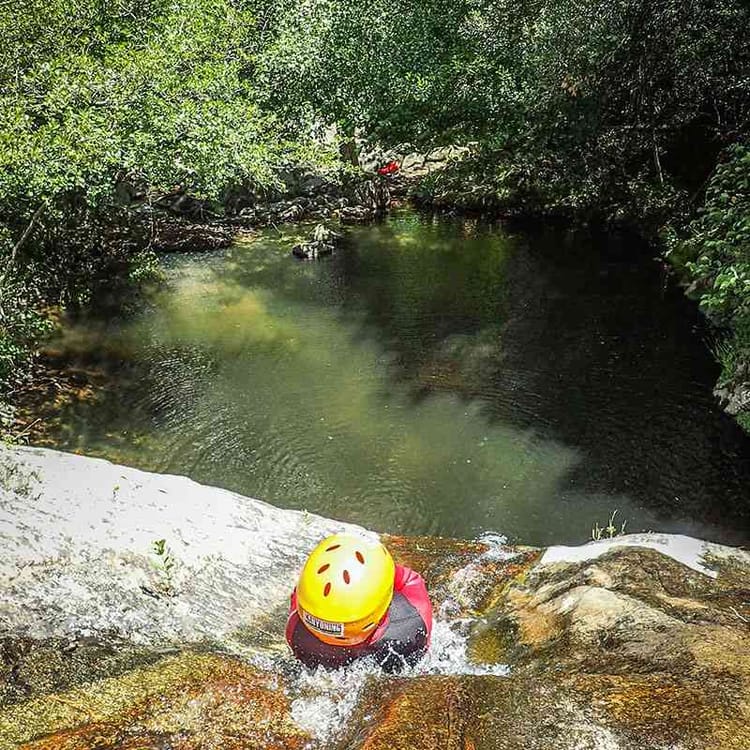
[
  {"x1": 1, "y1": 446, "x2": 749, "y2": 749},
  {"x1": 340, "y1": 204, "x2": 377, "y2": 224},
  {"x1": 292, "y1": 223, "x2": 340, "y2": 260}
]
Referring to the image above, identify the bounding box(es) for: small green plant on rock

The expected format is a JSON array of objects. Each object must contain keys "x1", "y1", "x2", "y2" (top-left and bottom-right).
[
  {"x1": 150, "y1": 538, "x2": 178, "y2": 598},
  {"x1": 591, "y1": 510, "x2": 627, "y2": 541}
]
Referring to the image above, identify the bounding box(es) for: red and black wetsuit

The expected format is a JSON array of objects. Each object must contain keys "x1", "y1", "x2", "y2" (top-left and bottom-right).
[{"x1": 285, "y1": 565, "x2": 432, "y2": 673}]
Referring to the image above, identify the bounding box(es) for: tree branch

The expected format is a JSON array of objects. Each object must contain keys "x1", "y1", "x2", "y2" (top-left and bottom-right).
[{"x1": 0, "y1": 202, "x2": 47, "y2": 318}]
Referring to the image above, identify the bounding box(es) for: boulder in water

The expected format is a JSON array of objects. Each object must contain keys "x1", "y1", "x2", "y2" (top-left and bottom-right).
[{"x1": 292, "y1": 223, "x2": 340, "y2": 260}]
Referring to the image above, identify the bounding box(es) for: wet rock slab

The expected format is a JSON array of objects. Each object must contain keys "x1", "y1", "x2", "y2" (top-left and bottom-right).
[
  {"x1": 350, "y1": 539, "x2": 750, "y2": 750},
  {"x1": 1, "y1": 448, "x2": 749, "y2": 749},
  {"x1": 1, "y1": 651, "x2": 307, "y2": 750}
]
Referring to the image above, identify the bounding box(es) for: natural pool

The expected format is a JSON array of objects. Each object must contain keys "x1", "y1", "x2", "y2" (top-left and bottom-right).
[{"x1": 43, "y1": 211, "x2": 750, "y2": 546}]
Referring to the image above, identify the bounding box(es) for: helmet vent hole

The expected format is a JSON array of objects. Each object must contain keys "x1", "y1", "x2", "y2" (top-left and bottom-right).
[
  {"x1": 317, "y1": 564, "x2": 330, "y2": 574},
  {"x1": 355, "y1": 551, "x2": 365, "y2": 564},
  {"x1": 326, "y1": 544, "x2": 341, "y2": 552},
  {"x1": 363, "y1": 622, "x2": 375, "y2": 631},
  {"x1": 343, "y1": 570, "x2": 350, "y2": 584},
  {"x1": 323, "y1": 582, "x2": 331, "y2": 597}
]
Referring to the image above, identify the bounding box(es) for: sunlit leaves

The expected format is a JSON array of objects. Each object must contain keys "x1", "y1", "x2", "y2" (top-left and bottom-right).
[{"x1": 683, "y1": 144, "x2": 750, "y2": 322}]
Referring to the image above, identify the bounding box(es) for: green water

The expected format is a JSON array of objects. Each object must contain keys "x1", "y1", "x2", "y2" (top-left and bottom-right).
[{"x1": 47, "y1": 212, "x2": 750, "y2": 545}]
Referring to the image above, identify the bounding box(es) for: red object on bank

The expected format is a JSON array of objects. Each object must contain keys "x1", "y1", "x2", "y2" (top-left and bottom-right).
[{"x1": 377, "y1": 160, "x2": 400, "y2": 175}]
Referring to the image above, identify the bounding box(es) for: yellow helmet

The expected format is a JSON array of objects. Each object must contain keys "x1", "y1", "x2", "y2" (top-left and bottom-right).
[{"x1": 296, "y1": 534, "x2": 395, "y2": 646}]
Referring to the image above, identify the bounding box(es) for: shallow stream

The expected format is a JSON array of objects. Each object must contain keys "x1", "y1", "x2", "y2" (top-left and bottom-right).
[{"x1": 43, "y1": 211, "x2": 750, "y2": 546}]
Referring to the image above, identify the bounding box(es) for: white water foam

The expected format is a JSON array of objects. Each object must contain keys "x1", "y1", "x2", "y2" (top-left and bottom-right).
[
  {"x1": 287, "y1": 533, "x2": 515, "y2": 743},
  {"x1": 475, "y1": 531, "x2": 516, "y2": 561},
  {"x1": 414, "y1": 618, "x2": 510, "y2": 678},
  {"x1": 287, "y1": 614, "x2": 509, "y2": 743}
]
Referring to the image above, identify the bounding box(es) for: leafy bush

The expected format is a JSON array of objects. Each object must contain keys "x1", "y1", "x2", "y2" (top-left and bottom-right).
[
  {"x1": 677, "y1": 143, "x2": 750, "y2": 406},
  {"x1": 0, "y1": 0, "x2": 340, "y2": 406},
  {"x1": 683, "y1": 144, "x2": 750, "y2": 323},
  {"x1": 267, "y1": 0, "x2": 749, "y2": 223}
]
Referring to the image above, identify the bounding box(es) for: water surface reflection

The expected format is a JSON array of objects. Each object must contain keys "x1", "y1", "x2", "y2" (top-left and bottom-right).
[{"x1": 47, "y1": 213, "x2": 750, "y2": 545}]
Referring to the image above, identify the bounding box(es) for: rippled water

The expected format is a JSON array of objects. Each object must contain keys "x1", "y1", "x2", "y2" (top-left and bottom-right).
[{"x1": 46, "y1": 211, "x2": 750, "y2": 545}]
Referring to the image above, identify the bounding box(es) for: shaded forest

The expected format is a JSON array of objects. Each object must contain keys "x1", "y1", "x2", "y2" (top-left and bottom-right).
[{"x1": 1, "y1": 0, "x2": 749, "y2": 429}]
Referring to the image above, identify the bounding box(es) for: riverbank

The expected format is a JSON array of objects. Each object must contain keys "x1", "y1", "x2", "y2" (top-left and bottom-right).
[
  {"x1": 1, "y1": 446, "x2": 748, "y2": 749},
  {"x1": 5, "y1": 139, "x2": 746, "y2": 442},
  {"x1": 0, "y1": 161, "x2": 394, "y2": 442},
  {"x1": 1, "y1": 141, "x2": 445, "y2": 445}
]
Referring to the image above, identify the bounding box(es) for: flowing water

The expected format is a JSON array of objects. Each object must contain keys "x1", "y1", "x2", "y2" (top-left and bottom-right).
[
  {"x1": 238, "y1": 533, "x2": 518, "y2": 744},
  {"x1": 44, "y1": 211, "x2": 750, "y2": 546},
  {"x1": 285, "y1": 618, "x2": 511, "y2": 742}
]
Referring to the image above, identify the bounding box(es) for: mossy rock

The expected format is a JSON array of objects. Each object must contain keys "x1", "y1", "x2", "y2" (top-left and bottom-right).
[{"x1": 0, "y1": 650, "x2": 308, "y2": 750}]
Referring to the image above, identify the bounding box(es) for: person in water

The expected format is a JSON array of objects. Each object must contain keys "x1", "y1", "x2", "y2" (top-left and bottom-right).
[{"x1": 286, "y1": 534, "x2": 433, "y2": 672}]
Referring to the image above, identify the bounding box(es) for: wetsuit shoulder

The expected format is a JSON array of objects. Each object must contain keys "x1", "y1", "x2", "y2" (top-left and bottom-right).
[
  {"x1": 394, "y1": 565, "x2": 433, "y2": 641},
  {"x1": 287, "y1": 611, "x2": 361, "y2": 670},
  {"x1": 370, "y1": 590, "x2": 429, "y2": 672}
]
